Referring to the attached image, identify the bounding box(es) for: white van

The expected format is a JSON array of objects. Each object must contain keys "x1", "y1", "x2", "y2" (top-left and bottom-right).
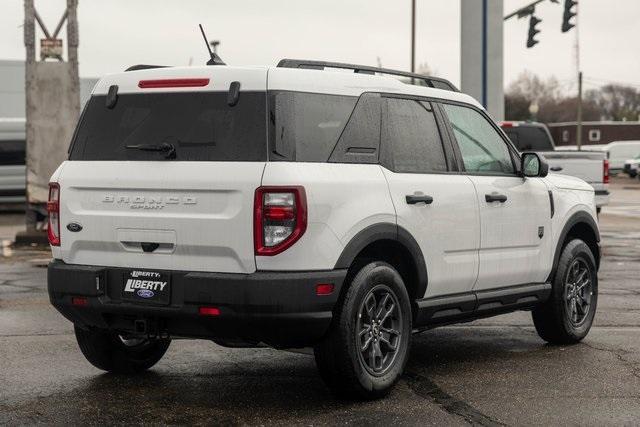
[
  {"x1": 0, "y1": 118, "x2": 26, "y2": 204},
  {"x1": 599, "y1": 141, "x2": 640, "y2": 173}
]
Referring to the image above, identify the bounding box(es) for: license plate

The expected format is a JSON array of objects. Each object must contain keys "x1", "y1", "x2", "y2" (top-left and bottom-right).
[{"x1": 122, "y1": 270, "x2": 171, "y2": 305}]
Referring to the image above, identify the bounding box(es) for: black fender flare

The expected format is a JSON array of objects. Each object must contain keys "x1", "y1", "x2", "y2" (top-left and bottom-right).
[
  {"x1": 334, "y1": 223, "x2": 428, "y2": 299},
  {"x1": 547, "y1": 211, "x2": 601, "y2": 283}
]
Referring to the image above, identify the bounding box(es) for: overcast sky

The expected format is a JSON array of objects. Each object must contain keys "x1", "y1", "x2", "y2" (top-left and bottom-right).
[{"x1": 1, "y1": 0, "x2": 638, "y2": 92}]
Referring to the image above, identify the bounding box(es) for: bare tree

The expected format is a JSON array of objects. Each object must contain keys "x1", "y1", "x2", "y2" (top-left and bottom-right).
[
  {"x1": 586, "y1": 85, "x2": 640, "y2": 121},
  {"x1": 504, "y1": 72, "x2": 632, "y2": 123}
]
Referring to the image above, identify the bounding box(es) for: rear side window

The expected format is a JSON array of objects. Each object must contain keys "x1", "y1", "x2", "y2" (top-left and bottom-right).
[
  {"x1": 328, "y1": 93, "x2": 381, "y2": 164},
  {"x1": 69, "y1": 92, "x2": 267, "y2": 161},
  {"x1": 381, "y1": 98, "x2": 447, "y2": 173},
  {"x1": 269, "y1": 92, "x2": 357, "y2": 162},
  {"x1": 0, "y1": 140, "x2": 25, "y2": 166}
]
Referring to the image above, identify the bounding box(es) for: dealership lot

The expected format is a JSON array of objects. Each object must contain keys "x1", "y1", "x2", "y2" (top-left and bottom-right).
[{"x1": 1, "y1": 177, "x2": 640, "y2": 425}]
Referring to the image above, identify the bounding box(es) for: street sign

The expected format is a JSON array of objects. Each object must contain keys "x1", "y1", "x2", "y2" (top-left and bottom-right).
[{"x1": 40, "y1": 38, "x2": 63, "y2": 60}]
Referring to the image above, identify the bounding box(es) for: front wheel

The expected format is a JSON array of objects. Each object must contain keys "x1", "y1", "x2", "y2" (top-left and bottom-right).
[
  {"x1": 314, "y1": 261, "x2": 412, "y2": 400},
  {"x1": 532, "y1": 239, "x2": 598, "y2": 344},
  {"x1": 75, "y1": 326, "x2": 171, "y2": 374}
]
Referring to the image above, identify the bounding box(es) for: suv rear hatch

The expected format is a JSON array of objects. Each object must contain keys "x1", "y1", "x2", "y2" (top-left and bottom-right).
[{"x1": 56, "y1": 67, "x2": 267, "y2": 273}]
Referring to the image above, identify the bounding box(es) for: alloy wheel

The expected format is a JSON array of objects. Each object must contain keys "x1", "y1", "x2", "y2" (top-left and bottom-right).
[
  {"x1": 356, "y1": 284, "x2": 403, "y2": 376},
  {"x1": 564, "y1": 258, "x2": 593, "y2": 327}
]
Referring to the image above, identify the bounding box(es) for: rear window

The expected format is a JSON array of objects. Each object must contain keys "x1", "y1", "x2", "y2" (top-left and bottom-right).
[
  {"x1": 69, "y1": 92, "x2": 267, "y2": 161},
  {"x1": 503, "y1": 126, "x2": 554, "y2": 152}
]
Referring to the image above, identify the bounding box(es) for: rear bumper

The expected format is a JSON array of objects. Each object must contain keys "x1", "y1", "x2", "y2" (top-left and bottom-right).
[
  {"x1": 48, "y1": 260, "x2": 346, "y2": 348},
  {"x1": 594, "y1": 189, "x2": 610, "y2": 208}
]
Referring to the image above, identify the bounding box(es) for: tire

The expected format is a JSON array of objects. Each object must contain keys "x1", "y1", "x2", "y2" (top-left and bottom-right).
[
  {"x1": 532, "y1": 239, "x2": 598, "y2": 344},
  {"x1": 314, "y1": 261, "x2": 412, "y2": 400},
  {"x1": 74, "y1": 326, "x2": 171, "y2": 374}
]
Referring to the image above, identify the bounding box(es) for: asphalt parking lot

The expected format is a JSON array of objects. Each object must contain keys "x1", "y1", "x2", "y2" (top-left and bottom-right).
[{"x1": 1, "y1": 177, "x2": 640, "y2": 426}]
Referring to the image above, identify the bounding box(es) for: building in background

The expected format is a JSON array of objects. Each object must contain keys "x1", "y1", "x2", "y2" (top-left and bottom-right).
[
  {"x1": 0, "y1": 60, "x2": 97, "y2": 119},
  {"x1": 549, "y1": 121, "x2": 640, "y2": 147}
]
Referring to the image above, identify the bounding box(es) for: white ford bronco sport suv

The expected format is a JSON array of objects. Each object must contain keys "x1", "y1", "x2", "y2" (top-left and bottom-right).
[{"x1": 48, "y1": 59, "x2": 600, "y2": 399}]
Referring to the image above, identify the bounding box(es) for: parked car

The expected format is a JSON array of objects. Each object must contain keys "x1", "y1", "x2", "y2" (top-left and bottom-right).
[
  {"x1": 0, "y1": 118, "x2": 26, "y2": 204},
  {"x1": 623, "y1": 155, "x2": 640, "y2": 178},
  {"x1": 48, "y1": 60, "x2": 601, "y2": 399},
  {"x1": 500, "y1": 121, "x2": 609, "y2": 212}
]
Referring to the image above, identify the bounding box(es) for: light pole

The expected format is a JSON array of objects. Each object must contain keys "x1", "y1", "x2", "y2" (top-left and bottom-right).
[{"x1": 411, "y1": 0, "x2": 416, "y2": 74}]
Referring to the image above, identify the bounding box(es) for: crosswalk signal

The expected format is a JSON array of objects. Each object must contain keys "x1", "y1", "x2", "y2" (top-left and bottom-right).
[
  {"x1": 562, "y1": 0, "x2": 578, "y2": 33},
  {"x1": 527, "y1": 15, "x2": 542, "y2": 48}
]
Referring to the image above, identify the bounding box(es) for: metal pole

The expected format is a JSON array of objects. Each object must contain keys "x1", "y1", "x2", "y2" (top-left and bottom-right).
[
  {"x1": 411, "y1": 0, "x2": 415, "y2": 73},
  {"x1": 24, "y1": 0, "x2": 36, "y2": 230},
  {"x1": 576, "y1": 71, "x2": 583, "y2": 150},
  {"x1": 575, "y1": 4, "x2": 582, "y2": 150}
]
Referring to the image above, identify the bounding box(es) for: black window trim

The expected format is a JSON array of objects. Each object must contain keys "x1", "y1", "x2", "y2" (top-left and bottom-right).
[{"x1": 437, "y1": 99, "x2": 522, "y2": 177}]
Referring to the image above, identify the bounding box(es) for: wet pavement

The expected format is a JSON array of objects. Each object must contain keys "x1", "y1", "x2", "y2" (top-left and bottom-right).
[{"x1": 1, "y1": 178, "x2": 639, "y2": 425}]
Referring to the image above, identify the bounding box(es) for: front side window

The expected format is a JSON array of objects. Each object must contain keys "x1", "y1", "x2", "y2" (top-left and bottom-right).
[
  {"x1": 443, "y1": 103, "x2": 515, "y2": 174},
  {"x1": 382, "y1": 98, "x2": 447, "y2": 173}
]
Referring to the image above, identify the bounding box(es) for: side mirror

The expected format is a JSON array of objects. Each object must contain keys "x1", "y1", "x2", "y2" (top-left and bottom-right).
[{"x1": 521, "y1": 152, "x2": 549, "y2": 178}]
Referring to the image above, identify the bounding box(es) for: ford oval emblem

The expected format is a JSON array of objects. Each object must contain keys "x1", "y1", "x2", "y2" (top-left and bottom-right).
[
  {"x1": 66, "y1": 222, "x2": 83, "y2": 232},
  {"x1": 137, "y1": 289, "x2": 154, "y2": 299}
]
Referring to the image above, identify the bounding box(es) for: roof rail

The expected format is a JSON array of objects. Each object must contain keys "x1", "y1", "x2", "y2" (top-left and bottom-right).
[
  {"x1": 277, "y1": 59, "x2": 458, "y2": 92},
  {"x1": 125, "y1": 64, "x2": 169, "y2": 72}
]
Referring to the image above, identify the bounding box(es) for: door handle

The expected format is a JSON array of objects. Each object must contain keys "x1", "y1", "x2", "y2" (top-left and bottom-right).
[
  {"x1": 550, "y1": 166, "x2": 563, "y2": 172},
  {"x1": 406, "y1": 194, "x2": 434, "y2": 205},
  {"x1": 485, "y1": 193, "x2": 508, "y2": 203}
]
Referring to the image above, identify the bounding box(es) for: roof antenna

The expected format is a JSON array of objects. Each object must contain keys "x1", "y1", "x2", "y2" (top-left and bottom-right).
[{"x1": 199, "y1": 24, "x2": 225, "y2": 66}]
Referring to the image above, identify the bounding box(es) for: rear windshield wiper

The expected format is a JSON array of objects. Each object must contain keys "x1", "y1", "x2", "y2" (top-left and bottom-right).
[{"x1": 125, "y1": 142, "x2": 176, "y2": 159}]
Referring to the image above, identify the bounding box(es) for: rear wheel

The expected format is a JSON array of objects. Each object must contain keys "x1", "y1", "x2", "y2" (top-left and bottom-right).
[
  {"x1": 74, "y1": 326, "x2": 171, "y2": 373},
  {"x1": 314, "y1": 261, "x2": 412, "y2": 400},
  {"x1": 532, "y1": 239, "x2": 598, "y2": 344}
]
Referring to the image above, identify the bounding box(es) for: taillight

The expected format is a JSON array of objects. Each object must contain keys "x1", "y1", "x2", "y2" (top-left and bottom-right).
[
  {"x1": 603, "y1": 159, "x2": 610, "y2": 184},
  {"x1": 138, "y1": 78, "x2": 210, "y2": 89},
  {"x1": 254, "y1": 186, "x2": 307, "y2": 256},
  {"x1": 47, "y1": 182, "x2": 60, "y2": 246}
]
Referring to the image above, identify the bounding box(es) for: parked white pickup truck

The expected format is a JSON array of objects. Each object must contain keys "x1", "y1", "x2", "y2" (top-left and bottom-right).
[{"x1": 500, "y1": 121, "x2": 609, "y2": 212}]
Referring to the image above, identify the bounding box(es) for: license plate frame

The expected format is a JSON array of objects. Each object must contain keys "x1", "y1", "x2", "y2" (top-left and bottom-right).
[{"x1": 121, "y1": 270, "x2": 171, "y2": 305}]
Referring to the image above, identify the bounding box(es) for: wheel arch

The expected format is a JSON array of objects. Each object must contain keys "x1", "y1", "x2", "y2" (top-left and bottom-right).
[
  {"x1": 334, "y1": 223, "x2": 428, "y2": 306},
  {"x1": 547, "y1": 211, "x2": 601, "y2": 283}
]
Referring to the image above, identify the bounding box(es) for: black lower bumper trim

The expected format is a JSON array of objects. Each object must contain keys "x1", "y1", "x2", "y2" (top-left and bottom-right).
[{"x1": 48, "y1": 260, "x2": 347, "y2": 348}]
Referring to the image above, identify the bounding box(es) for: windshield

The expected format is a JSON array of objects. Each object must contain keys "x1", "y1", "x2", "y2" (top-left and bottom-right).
[
  {"x1": 503, "y1": 126, "x2": 554, "y2": 152},
  {"x1": 69, "y1": 92, "x2": 267, "y2": 161}
]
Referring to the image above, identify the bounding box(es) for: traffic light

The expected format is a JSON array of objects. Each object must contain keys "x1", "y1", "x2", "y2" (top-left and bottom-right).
[
  {"x1": 562, "y1": 0, "x2": 578, "y2": 33},
  {"x1": 527, "y1": 15, "x2": 542, "y2": 48}
]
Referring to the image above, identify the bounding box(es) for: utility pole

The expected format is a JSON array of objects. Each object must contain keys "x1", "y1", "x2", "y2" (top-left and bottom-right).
[
  {"x1": 21, "y1": 0, "x2": 80, "y2": 243},
  {"x1": 576, "y1": 71, "x2": 583, "y2": 150},
  {"x1": 410, "y1": 0, "x2": 415, "y2": 73}
]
